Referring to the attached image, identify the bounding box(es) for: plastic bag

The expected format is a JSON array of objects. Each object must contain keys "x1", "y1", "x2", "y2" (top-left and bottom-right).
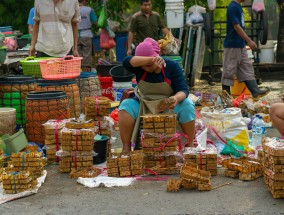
[
  {"x1": 201, "y1": 107, "x2": 250, "y2": 150},
  {"x1": 221, "y1": 140, "x2": 244, "y2": 157},
  {"x1": 188, "y1": 5, "x2": 206, "y2": 14},
  {"x1": 107, "y1": 19, "x2": 120, "y2": 32},
  {"x1": 187, "y1": 7, "x2": 204, "y2": 25},
  {"x1": 100, "y1": 28, "x2": 116, "y2": 49},
  {"x1": 158, "y1": 32, "x2": 180, "y2": 55},
  {"x1": 232, "y1": 90, "x2": 249, "y2": 107},
  {"x1": 98, "y1": 6, "x2": 107, "y2": 28},
  {"x1": 3, "y1": 37, "x2": 17, "y2": 51},
  {"x1": 207, "y1": 0, "x2": 216, "y2": 11},
  {"x1": 252, "y1": 0, "x2": 265, "y2": 12}
]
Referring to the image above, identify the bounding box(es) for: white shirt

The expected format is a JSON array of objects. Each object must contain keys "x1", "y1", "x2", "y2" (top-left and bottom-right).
[{"x1": 34, "y1": 0, "x2": 81, "y2": 57}]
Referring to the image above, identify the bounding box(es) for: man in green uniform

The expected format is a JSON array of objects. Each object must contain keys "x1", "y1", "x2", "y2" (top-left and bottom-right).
[{"x1": 127, "y1": 0, "x2": 170, "y2": 56}]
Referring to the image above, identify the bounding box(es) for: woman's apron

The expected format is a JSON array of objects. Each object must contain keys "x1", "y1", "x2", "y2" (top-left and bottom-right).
[{"x1": 131, "y1": 68, "x2": 174, "y2": 148}]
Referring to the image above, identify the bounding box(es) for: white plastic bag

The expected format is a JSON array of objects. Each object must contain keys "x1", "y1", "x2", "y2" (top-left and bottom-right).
[
  {"x1": 207, "y1": 0, "x2": 216, "y2": 11},
  {"x1": 187, "y1": 7, "x2": 204, "y2": 25},
  {"x1": 188, "y1": 5, "x2": 206, "y2": 14},
  {"x1": 158, "y1": 32, "x2": 180, "y2": 55},
  {"x1": 77, "y1": 176, "x2": 136, "y2": 188},
  {"x1": 201, "y1": 107, "x2": 250, "y2": 150},
  {"x1": 252, "y1": 0, "x2": 265, "y2": 12}
]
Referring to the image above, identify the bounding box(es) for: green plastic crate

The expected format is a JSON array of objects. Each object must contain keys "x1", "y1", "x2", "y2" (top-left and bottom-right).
[{"x1": 1, "y1": 129, "x2": 28, "y2": 155}]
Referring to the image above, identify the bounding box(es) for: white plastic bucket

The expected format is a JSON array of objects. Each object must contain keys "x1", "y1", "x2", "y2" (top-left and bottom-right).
[
  {"x1": 165, "y1": 0, "x2": 183, "y2": 2},
  {"x1": 0, "y1": 108, "x2": 16, "y2": 135},
  {"x1": 259, "y1": 40, "x2": 275, "y2": 63},
  {"x1": 165, "y1": 1, "x2": 184, "y2": 28},
  {"x1": 165, "y1": 7, "x2": 184, "y2": 28},
  {"x1": 113, "y1": 81, "x2": 132, "y2": 101}
]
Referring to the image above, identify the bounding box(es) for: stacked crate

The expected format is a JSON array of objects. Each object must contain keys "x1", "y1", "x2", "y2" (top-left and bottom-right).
[
  {"x1": 106, "y1": 153, "x2": 120, "y2": 177},
  {"x1": 263, "y1": 138, "x2": 284, "y2": 199},
  {"x1": 118, "y1": 154, "x2": 131, "y2": 177},
  {"x1": 85, "y1": 97, "x2": 112, "y2": 155},
  {"x1": 59, "y1": 125, "x2": 95, "y2": 173},
  {"x1": 184, "y1": 147, "x2": 218, "y2": 176},
  {"x1": 107, "y1": 151, "x2": 144, "y2": 177},
  {"x1": 222, "y1": 157, "x2": 263, "y2": 181},
  {"x1": 2, "y1": 171, "x2": 38, "y2": 194},
  {"x1": 167, "y1": 162, "x2": 212, "y2": 192},
  {"x1": 141, "y1": 114, "x2": 178, "y2": 174},
  {"x1": 42, "y1": 119, "x2": 69, "y2": 163},
  {"x1": 130, "y1": 150, "x2": 144, "y2": 176},
  {"x1": 8, "y1": 150, "x2": 44, "y2": 178}
]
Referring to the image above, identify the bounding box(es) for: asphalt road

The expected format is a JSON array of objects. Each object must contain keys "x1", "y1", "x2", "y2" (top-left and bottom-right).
[{"x1": 0, "y1": 163, "x2": 284, "y2": 215}]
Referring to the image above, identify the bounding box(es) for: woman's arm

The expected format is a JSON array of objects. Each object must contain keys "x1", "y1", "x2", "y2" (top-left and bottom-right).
[
  {"x1": 129, "y1": 56, "x2": 166, "y2": 68},
  {"x1": 28, "y1": 20, "x2": 39, "y2": 56},
  {"x1": 72, "y1": 22, "x2": 79, "y2": 57},
  {"x1": 234, "y1": 24, "x2": 257, "y2": 50},
  {"x1": 169, "y1": 91, "x2": 186, "y2": 109}
]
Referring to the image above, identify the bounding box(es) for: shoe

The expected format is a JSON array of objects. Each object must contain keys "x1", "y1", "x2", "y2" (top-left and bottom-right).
[
  {"x1": 244, "y1": 80, "x2": 270, "y2": 99},
  {"x1": 251, "y1": 88, "x2": 270, "y2": 99},
  {"x1": 222, "y1": 85, "x2": 231, "y2": 95}
]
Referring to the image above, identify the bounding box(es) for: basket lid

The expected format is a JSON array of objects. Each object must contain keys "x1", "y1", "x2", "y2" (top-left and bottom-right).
[
  {"x1": 26, "y1": 91, "x2": 68, "y2": 100},
  {"x1": 0, "y1": 75, "x2": 36, "y2": 85},
  {"x1": 0, "y1": 108, "x2": 16, "y2": 113},
  {"x1": 36, "y1": 79, "x2": 76, "y2": 86},
  {"x1": 79, "y1": 72, "x2": 97, "y2": 78}
]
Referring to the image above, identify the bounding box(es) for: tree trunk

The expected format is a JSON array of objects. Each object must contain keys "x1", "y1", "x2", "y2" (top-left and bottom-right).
[{"x1": 276, "y1": 1, "x2": 284, "y2": 62}]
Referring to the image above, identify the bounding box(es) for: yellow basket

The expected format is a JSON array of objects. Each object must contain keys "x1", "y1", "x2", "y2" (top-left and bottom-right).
[{"x1": 231, "y1": 79, "x2": 250, "y2": 97}]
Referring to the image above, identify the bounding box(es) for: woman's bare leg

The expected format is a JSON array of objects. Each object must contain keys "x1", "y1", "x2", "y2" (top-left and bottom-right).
[
  {"x1": 118, "y1": 110, "x2": 135, "y2": 152},
  {"x1": 269, "y1": 103, "x2": 284, "y2": 135},
  {"x1": 180, "y1": 120, "x2": 195, "y2": 147}
]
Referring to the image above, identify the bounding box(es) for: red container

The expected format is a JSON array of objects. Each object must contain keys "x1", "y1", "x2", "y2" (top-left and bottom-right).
[{"x1": 99, "y1": 76, "x2": 114, "y2": 100}]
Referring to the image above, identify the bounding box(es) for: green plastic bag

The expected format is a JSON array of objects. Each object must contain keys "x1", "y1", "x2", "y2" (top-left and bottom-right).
[
  {"x1": 221, "y1": 140, "x2": 244, "y2": 157},
  {"x1": 98, "y1": 6, "x2": 107, "y2": 28}
]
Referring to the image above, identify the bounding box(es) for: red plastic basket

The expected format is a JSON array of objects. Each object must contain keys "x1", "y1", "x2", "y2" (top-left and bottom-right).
[{"x1": 39, "y1": 55, "x2": 82, "y2": 80}]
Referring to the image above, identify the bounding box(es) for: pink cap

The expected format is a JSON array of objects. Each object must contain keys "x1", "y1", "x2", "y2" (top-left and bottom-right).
[{"x1": 135, "y1": 38, "x2": 160, "y2": 57}]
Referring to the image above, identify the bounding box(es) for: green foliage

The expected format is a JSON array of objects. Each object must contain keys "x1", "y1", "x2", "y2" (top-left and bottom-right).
[{"x1": 0, "y1": 0, "x2": 34, "y2": 34}]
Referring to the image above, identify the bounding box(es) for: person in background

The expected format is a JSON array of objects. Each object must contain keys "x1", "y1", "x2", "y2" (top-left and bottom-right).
[
  {"x1": 119, "y1": 38, "x2": 196, "y2": 153},
  {"x1": 27, "y1": 7, "x2": 35, "y2": 34},
  {"x1": 269, "y1": 93, "x2": 284, "y2": 138},
  {"x1": 127, "y1": 0, "x2": 170, "y2": 56},
  {"x1": 221, "y1": 0, "x2": 269, "y2": 98},
  {"x1": 78, "y1": 0, "x2": 97, "y2": 72},
  {"x1": 28, "y1": 0, "x2": 81, "y2": 57}
]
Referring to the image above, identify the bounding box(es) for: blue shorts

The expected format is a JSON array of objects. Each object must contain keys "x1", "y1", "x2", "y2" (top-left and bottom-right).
[{"x1": 119, "y1": 98, "x2": 196, "y2": 124}]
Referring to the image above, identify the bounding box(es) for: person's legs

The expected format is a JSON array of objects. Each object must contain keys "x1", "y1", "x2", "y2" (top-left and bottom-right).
[
  {"x1": 78, "y1": 37, "x2": 92, "y2": 72},
  {"x1": 174, "y1": 98, "x2": 196, "y2": 146},
  {"x1": 269, "y1": 103, "x2": 284, "y2": 135},
  {"x1": 237, "y1": 48, "x2": 269, "y2": 98},
  {"x1": 82, "y1": 37, "x2": 92, "y2": 71},
  {"x1": 221, "y1": 48, "x2": 240, "y2": 94},
  {"x1": 77, "y1": 37, "x2": 84, "y2": 57},
  {"x1": 118, "y1": 99, "x2": 140, "y2": 152}
]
